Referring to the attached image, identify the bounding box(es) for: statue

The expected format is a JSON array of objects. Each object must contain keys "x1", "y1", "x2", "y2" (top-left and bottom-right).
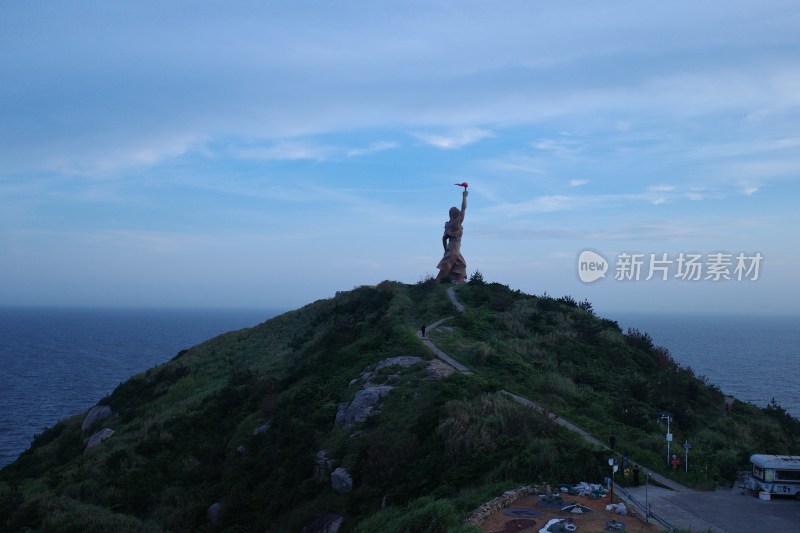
[{"x1": 435, "y1": 184, "x2": 468, "y2": 283}]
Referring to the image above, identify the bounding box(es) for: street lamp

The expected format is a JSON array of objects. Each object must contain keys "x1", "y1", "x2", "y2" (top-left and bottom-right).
[
  {"x1": 608, "y1": 457, "x2": 618, "y2": 503},
  {"x1": 659, "y1": 413, "x2": 673, "y2": 466},
  {"x1": 684, "y1": 440, "x2": 692, "y2": 473}
]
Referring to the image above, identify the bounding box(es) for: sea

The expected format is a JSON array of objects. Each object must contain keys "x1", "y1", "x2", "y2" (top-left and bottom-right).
[
  {"x1": 0, "y1": 307, "x2": 278, "y2": 469},
  {"x1": 1, "y1": 308, "x2": 798, "y2": 469},
  {"x1": 612, "y1": 312, "x2": 800, "y2": 421}
]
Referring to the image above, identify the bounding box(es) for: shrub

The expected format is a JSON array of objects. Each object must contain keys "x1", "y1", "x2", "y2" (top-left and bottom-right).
[{"x1": 468, "y1": 270, "x2": 486, "y2": 285}]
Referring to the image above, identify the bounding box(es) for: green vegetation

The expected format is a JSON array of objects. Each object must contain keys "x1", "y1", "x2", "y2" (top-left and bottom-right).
[
  {"x1": 2, "y1": 280, "x2": 798, "y2": 531},
  {"x1": 432, "y1": 282, "x2": 800, "y2": 486}
]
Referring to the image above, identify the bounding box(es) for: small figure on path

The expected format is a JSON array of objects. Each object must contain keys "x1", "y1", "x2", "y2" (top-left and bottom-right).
[
  {"x1": 421, "y1": 324, "x2": 426, "y2": 338},
  {"x1": 633, "y1": 464, "x2": 640, "y2": 487},
  {"x1": 609, "y1": 432, "x2": 616, "y2": 450},
  {"x1": 435, "y1": 186, "x2": 468, "y2": 283}
]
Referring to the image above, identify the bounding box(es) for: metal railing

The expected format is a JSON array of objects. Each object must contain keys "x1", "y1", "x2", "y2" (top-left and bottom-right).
[{"x1": 615, "y1": 485, "x2": 679, "y2": 532}]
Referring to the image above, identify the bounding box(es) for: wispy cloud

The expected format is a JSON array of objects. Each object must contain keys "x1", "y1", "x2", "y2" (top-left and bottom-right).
[
  {"x1": 649, "y1": 185, "x2": 676, "y2": 192},
  {"x1": 569, "y1": 179, "x2": 589, "y2": 187},
  {"x1": 413, "y1": 128, "x2": 493, "y2": 149},
  {"x1": 483, "y1": 194, "x2": 587, "y2": 216},
  {"x1": 234, "y1": 141, "x2": 335, "y2": 161},
  {"x1": 346, "y1": 141, "x2": 398, "y2": 157},
  {"x1": 533, "y1": 138, "x2": 581, "y2": 157},
  {"x1": 483, "y1": 155, "x2": 545, "y2": 175}
]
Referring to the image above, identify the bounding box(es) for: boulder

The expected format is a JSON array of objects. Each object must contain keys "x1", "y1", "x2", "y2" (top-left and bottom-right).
[
  {"x1": 374, "y1": 356, "x2": 423, "y2": 372},
  {"x1": 84, "y1": 428, "x2": 114, "y2": 453},
  {"x1": 356, "y1": 356, "x2": 424, "y2": 386},
  {"x1": 334, "y1": 403, "x2": 349, "y2": 427},
  {"x1": 207, "y1": 502, "x2": 222, "y2": 524},
  {"x1": 426, "y1": 359, "x2": 455, "y2": 379},
  {"x1": 81, "y1": 405, "x2": 113, "y2": 432},
  {"x1": 335, "y1": 386, "x2": 393, "y2": 427},
  {"x1": 314, "y1": 449, "x2": 335, "y2": 478},
  {"x1": 252, "y1": 423, "x2": 270, "y2": 436},
  {"x1": 331, "y1": 467, "x2": 353, "y2": 493}
]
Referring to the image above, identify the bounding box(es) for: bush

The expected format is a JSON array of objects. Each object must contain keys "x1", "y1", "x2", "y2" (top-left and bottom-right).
[
  {"x1": 353, "y1": 496, "x2": 480, "y2": 533},
  {"x1": 468, "y1": 270, "x2": 485, "y2": 285}
]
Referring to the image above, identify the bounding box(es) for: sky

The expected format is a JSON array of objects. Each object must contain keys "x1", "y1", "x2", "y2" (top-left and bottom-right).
[{"x1": 1, "y1": 1, "x2": 799, "y2": 315}]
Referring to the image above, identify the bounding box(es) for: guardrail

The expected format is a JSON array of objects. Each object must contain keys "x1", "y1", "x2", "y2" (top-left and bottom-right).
[{"x1": 615, "y1": 485, "x2": 678, "y2": 532}]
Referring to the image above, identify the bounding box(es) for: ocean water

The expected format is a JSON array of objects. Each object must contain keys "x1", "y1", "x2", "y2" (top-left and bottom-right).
[
  {"x1": 0, "y1": 307, "x2": 278, "y2": 468},
  {"x1": 611, "y1": 312, "x2": 800, "y2": 419}
]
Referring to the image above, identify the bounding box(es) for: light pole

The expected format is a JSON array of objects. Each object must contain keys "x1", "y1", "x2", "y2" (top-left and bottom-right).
[
  {"x1": 684, "y1": 440, "x2": 691, "y2": 473},
  {"x1": 660, "y1": 414, "x2": 672, "y2": 466},
  {"x1": 608, "y1": 457, "x2": 618, "y2": 503},
  {"x1": 645, "y1": 472, "x2": 651, "y2": 523}
]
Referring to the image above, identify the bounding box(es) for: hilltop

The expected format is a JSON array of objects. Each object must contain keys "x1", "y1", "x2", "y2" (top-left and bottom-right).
[{"x1": 2, "y1": 279, "x2": 799, "y2": 532}]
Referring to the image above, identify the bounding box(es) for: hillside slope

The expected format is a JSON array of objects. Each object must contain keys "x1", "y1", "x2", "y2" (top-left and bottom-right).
[{"x1": 2, "y1": 280, "x2": 798, "y2": 532}]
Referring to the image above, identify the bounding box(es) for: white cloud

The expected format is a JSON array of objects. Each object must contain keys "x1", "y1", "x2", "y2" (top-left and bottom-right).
[
  {"x1": 413, "y1": 128, "x2": 494, "y2": 149},
  {"x1": 569, "y1": 179, "x2": 589, "y2": 187},
  {"x1": 485, "y1": 195, "x2": 582, "y2": 216},
  {"x1": 533, "y1": 138, "x2": 581, "y2": 157},
  {"x1": 234, "y1": 142, "x2": 335, "y2": 161},
  {"x1": 483, "y1": 156, "x2": 545, "y2": 175},
  {"x1": 649, "y1": 185, "x2": 676, "y2": 192},
  {"x1": 346, "y1": 141, "x2": 398, "y2": 157}
]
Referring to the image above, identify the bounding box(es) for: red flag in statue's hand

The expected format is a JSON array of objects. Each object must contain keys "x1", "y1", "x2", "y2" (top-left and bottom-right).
[{"x1": 454, "y1": 182, "x2": 469, "y2": 189}]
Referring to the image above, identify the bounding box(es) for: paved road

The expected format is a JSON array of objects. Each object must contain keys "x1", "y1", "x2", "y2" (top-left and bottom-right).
[{"x1": 621, "y1": 483, "x2": 799, "y2": 532}]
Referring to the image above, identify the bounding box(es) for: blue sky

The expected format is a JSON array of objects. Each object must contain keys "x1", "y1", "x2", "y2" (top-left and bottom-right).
[{"x1": 1, "y1": 1, "x2": 798, "y2": 314}]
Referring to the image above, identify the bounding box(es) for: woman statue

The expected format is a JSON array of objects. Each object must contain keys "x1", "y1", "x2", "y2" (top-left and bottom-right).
[{"x1": 436, "y1": 188, "x2": 468, "y2": 282}]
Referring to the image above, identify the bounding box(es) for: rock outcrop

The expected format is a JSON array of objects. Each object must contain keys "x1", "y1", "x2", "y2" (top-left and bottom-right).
[
  {"x1": 331, "y1": 467, "x2": 353, "y2": 493},
  {"x1": 81, "y1": 405, "x2": 113, "y2": 432},
  {"x1": 207, "y1": 502, "x2": 222, "y2": 524},
  {"x1": 426, "y1": 359, "x2": 455, "y2": 379},
  {"x1": 252, "y1": 423, "x2": 270, "y2": 436},
  {"x1": 314, "y1": 449, "x2": 335, "y2": 479},
  {"x1": 334, "y1": 356, "x2": 453, "y2": 428},
  {"x1": 84, "y1": 428, "x2": 115, "y2": 453},
  {"x1": 335, "y1": 385, "x2": 393, "y2": 427}
]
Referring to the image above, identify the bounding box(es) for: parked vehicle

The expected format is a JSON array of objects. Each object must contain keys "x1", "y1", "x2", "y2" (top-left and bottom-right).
[{"x1": 745, "y1": 454, "x2": 800, "y2": 498}]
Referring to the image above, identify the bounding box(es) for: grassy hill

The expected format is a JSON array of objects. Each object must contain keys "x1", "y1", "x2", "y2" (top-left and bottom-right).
[{"x1": 2, "y1": 280, "x2": 798, "y2": 532}]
